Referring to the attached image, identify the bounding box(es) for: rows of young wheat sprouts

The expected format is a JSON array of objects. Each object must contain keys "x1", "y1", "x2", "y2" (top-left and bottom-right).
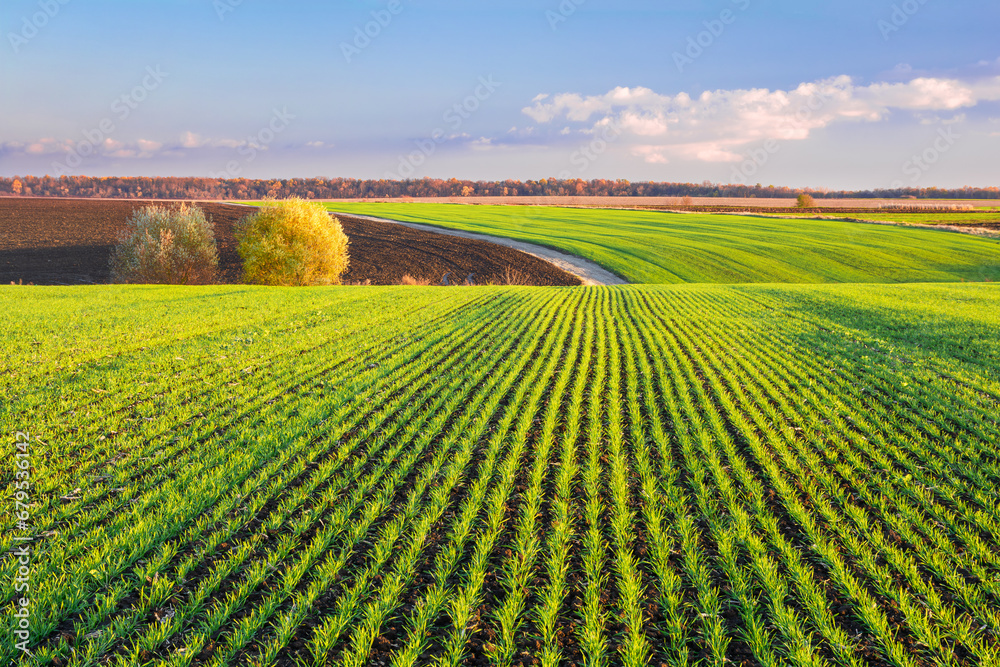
[{"x1": 4, "y1": 285, "x2": 999, "y2": 666}]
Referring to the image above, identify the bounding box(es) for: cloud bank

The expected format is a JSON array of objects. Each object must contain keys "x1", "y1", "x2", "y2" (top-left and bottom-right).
[{"x1": 523, "y1": 75, "x2": 1000, "y2": 163}]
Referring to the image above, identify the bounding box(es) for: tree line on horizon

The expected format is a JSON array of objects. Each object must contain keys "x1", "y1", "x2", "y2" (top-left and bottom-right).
[{"x1": 1, "y1": 175, "x2": 997, "y2": 201}]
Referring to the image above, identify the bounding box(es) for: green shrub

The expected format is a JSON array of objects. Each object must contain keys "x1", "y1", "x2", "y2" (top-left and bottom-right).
[
  {"x1": 796, "y1": 193, "x2": 816, "y2": 208},
  {"x1": 236, "y1": 199, "x2": 350, "y2": 286},
  {"x1": 110, "y1": 204, "x2": 218, "y2": 284}
]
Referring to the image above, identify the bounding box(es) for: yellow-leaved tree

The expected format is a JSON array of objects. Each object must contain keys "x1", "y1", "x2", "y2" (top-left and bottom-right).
[{"x1": 236, "y1": 198, "x2": 350, "y2": 286}]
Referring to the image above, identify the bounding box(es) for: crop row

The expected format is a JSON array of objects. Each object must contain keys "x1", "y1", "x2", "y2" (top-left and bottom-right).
[{"x1": 3, "y1": 284, "x2": 999, "y2": 666}]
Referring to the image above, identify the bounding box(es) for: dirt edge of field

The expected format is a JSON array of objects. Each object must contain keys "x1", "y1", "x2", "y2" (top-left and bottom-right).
[{"x1": 327, "y1": 210, "x2": 628, "y2": 286}]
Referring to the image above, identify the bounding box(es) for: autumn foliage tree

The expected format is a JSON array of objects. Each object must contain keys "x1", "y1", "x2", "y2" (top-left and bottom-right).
[{"x1": 236, "y1": 199, "x2": 350, "y2": 286}]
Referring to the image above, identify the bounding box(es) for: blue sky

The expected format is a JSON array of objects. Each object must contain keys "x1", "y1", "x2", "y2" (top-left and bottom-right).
[{"x1": 2, "y1": 0, "x2": 999, "y2": 189}]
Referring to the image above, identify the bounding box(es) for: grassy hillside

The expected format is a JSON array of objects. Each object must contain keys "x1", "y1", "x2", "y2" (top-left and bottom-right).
[
  {"x1": 4, "y1": 283, "x2": 1000, "y2": 665},
  {"x1": 766, "y1": 209, "x2": 1000, "y2": 225},
  {"x1": 325, "y1": 203, "x2": 1000, "y2": 284}
]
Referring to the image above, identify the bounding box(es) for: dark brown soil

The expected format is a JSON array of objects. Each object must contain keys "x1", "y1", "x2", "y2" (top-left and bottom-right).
[
  {"x1": 333, "y1": 213, "x2": 581, "y2": 286},
  {"x1": 0, "y1": 198, "x2": 580, "y2": 286}
]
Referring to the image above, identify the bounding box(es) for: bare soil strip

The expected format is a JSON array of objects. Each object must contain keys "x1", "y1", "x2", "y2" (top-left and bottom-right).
[{"x1": 331, "y1": 211, "x2": 628, "y2": 287}]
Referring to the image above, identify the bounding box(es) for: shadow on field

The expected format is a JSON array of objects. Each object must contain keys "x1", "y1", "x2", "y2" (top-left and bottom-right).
[{"x1": 0, "y1": 245, "x2": 111, "y2": 285}]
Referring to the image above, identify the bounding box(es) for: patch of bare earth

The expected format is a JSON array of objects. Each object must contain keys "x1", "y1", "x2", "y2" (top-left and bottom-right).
[{"x1": 0, "y1": 198, "x2": 581, "y2": 286}]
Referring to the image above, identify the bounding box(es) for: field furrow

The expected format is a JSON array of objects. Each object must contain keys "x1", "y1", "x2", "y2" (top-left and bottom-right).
[{"x1": 5, "y1": 283, "x2": 1000, "y2": 667}]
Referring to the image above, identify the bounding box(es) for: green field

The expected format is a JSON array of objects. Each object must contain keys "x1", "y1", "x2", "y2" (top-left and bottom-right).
[
  {"x1": 324, "y1": 203, "x2": 1000, "y2": 284},
  {"x1": 833, "y1": 212, "x2": 1000, "y2": 226},
  {"x1": 771, "y1": 211, "x2": 1000, "y2": 226},
  {"x1": 4, "y1": 283, "x2": 1000, "y2": 666}
]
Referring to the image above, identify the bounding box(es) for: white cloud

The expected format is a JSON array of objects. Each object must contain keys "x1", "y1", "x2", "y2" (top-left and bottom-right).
[
  {"x1": 918, "y1": 113, "x2": 967, "y2": 126},
  {"x1": 523, "y1": 75, "x2": 1000, "y2": 163},
  {"x1": 632, "y1": 146, "x2": 669, "y2": 164},
  {"x1": 859, "y1": 78, "x2": 980, "y2": 110},
  {"x1": 14, "y1": 138, "x2": 71, "y2": 155},
  {"x1": 1, "y1": 132, "x2": 243, "y2": 164},
  {"x1": 179, "y1": 132, "x2": 241, "y2": 149},
  {"x1": 179, "y1": 131, "x2": 203, "y2": 149}
]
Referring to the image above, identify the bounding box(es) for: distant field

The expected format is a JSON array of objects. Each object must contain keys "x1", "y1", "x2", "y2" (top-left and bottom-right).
[
  {"x1": 317, "y1": 196, "x2": 1000, "y2": 209},
  {"x1": 809, "y1": 211, "x2": 1000, "y2": 226},
  {"x1": 326, "y1": 203, "x2": 1000, "y2": 284},
  {"x1": 4, "y1": 282, "x2": 1000, "y2": 666}
]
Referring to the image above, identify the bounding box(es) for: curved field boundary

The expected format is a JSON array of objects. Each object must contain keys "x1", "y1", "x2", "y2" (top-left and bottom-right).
[
  {"x1": 329, "y1": 211, "x2": 628, "y2": 286},
  {"x1": 325, "y1": 203, "x2": 1000, "y2": 285}
]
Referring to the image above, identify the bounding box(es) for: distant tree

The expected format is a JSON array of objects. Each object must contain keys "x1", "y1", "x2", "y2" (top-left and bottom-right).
[
  {"x1": 4, "y1": 175, "x2": 1000, "y2": 201},
  {"x1": 796, "y1": 193, "x2": 816, "y2": 208}
]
